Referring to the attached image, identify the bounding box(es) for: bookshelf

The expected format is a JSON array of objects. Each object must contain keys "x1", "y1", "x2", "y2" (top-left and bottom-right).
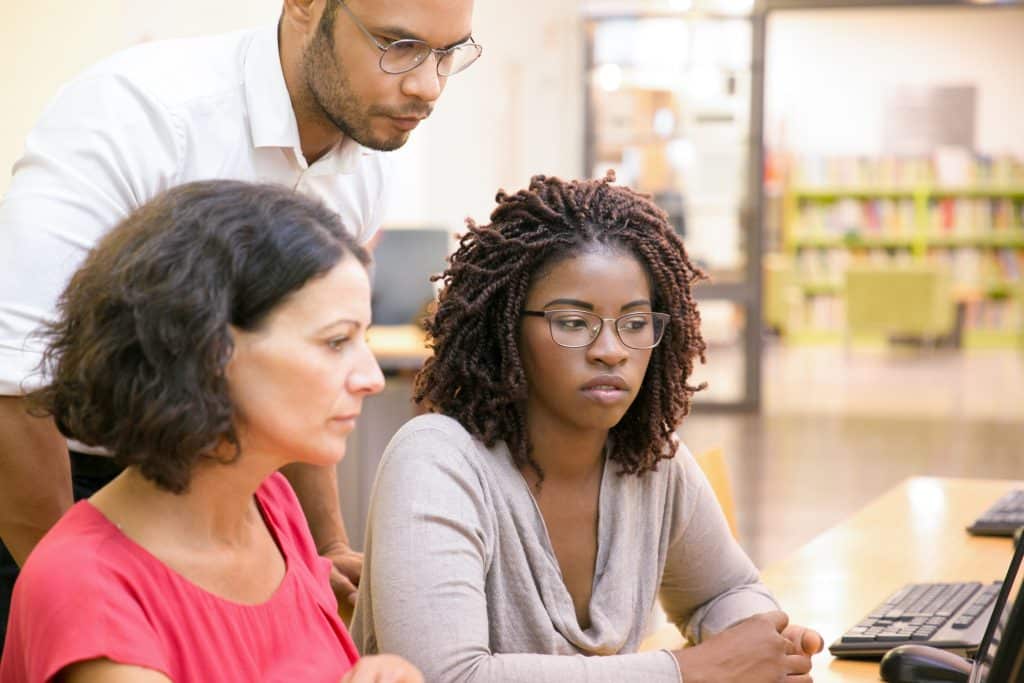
[{"x1": 776, "y1": 155, "x2": 1024, "y2": 347}]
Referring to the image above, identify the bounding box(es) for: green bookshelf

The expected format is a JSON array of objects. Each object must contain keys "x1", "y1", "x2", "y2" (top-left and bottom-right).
[{"x1": 775, "y1": 178, "x2": 1024, "y2": 347}]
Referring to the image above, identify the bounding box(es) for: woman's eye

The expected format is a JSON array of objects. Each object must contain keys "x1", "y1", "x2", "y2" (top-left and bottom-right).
[
  {"x1": 556, "y1": 318, "x2": 587, "y2": 330},
  {"x1": 327, "y1": 337, "x2": 350, "y2": 350}
]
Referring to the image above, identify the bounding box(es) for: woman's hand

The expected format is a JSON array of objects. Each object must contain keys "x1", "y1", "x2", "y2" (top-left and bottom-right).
[
  {"x1": 672, "y1": 611, "x2": 816, "y2": 683},
  {"x1": 340, "y1": 655, "x2": 424, "y2": 683},
  {"x1": 781, "y1": 622, "x2": 824, "y2": 658}
]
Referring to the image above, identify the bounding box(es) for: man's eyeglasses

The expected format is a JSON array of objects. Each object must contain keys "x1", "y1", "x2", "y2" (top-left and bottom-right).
[
  {"x1": 522, "y1": 310, "x2": 670, "y2": 350},
  {"x1": 337, "y1": 1, "x2": 483, "y2": 77}
]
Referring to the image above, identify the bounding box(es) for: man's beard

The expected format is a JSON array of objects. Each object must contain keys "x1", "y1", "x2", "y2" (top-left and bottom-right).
[{"x1": 302, "y1": 31, "x2": 421, "y2": 152}]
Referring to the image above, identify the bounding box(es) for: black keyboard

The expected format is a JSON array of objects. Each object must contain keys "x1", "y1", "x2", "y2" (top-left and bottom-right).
[
  {"x1": 968, "y1": 489, "x2": 1024, "y2": 537},
  {"x1": 830, "y1": 581, "x2": 1001, "y2": 657}
]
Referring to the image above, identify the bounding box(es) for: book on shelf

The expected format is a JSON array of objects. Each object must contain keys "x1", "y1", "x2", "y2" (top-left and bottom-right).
[
  {"x1": 795, "y1": 248, "x2": 848, "y2": 285},
  {"x1": 927, "y1": 248, "x2": 1023, "y2": 296},
  {"x1": 792, "y1": 198, "x2": 917, "y2": 241},
  {"x1": 783, "y1": 152, "x2": 1024, "y2": 190},
  {"x1": 996, "y1": 248, "x2": 1023, "y2": 281},
  {"x1": 963, "y1": 298, "x2": 1023, "y2": 333},
  {"x1": 927, "y1": 197, "x2": 1024, "y2": 236}
]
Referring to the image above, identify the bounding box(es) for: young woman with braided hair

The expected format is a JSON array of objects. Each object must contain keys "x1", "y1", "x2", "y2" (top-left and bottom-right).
[{"x1": 352, "y1": 173, "x2": 823, "y2": 682}]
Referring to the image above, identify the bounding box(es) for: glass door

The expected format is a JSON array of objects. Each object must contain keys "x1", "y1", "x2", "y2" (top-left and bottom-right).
[{"x1": 583, "y1": 0, "x2": 762, "y2": 409}]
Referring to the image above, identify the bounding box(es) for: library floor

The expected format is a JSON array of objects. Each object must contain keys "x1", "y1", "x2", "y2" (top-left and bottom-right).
[{"x1": 681, "y1": 344, "x2": 1024, "y2": 568}]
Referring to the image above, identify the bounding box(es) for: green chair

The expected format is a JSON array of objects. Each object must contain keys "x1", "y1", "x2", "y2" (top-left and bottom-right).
[{"x1": 843, "y1": 264, "x2": 955, "y2": 346}]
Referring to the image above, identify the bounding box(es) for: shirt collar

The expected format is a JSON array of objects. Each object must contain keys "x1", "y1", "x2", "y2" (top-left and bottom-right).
[
  {"x1": 244, "y1": 25, "x2": 373, "y2": 174},
  {"x1": 245, "y1": 25, "x2": 300, "y2": 151}
]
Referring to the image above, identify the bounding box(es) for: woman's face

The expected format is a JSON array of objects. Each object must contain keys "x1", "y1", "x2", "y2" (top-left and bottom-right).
[
  {"x1": 226, "y1": 254, "x2": 385, "y2": 467},
  {"x1": 519, "y1": 247, "x2": 655, "y2": 437}
]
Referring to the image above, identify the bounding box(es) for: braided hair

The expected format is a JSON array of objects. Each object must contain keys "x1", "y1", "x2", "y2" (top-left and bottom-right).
[{"x1": 414, "y1": 172, "x2": 707, "y2": 479}]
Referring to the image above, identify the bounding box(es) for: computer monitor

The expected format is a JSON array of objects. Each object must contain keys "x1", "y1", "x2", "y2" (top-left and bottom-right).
[
  {"x1": 970, "y1": 530, "x2": 1024, "y2": 682},
  {"x1": 369, "y1": 227, "x2": 450, "y2": 326},
  {"x1": 878, "y1": 535, "x2": 1024, "y2": 682}
]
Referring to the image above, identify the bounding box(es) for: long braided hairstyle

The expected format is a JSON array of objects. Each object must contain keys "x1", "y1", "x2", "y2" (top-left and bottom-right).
[{"x1": 414, "y1": 173, "x2": 707, "y2": 479}]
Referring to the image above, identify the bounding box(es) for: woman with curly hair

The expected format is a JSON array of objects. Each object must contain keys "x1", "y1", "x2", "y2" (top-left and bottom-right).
[
  {"x1": 0, "y1": 181, "x2": 421, "y2": 683},
  {"x1": 352, "y1": 173, "x2": 822, "y2": 682}
]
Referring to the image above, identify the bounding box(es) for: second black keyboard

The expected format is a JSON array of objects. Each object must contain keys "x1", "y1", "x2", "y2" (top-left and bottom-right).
[{"x1": 968, "y1": 489, "x2": 1024, "y2": 537}]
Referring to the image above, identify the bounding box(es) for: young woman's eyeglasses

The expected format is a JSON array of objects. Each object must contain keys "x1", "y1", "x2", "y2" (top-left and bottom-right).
[
  {"x1": 522, "y1": 310, "x2": 670, "y2": 350},
  {"x1": 337, "y1": 1, "x2": 483, "y2": 77}
]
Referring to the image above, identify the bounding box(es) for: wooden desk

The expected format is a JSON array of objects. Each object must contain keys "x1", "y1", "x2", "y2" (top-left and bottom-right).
[
  {"x1": 643, "y1": 477, "x2": 1020, "y2": 681},
  {"x1": 765, "y1": 477, "x2": 1020, "y2": 682}
]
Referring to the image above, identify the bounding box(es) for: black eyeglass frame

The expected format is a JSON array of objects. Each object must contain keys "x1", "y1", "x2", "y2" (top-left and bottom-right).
[
  {"x1": 522, "y1": 309, "x2": 671, "y2": 350},
  {"x1": 336, "y1": 0, "x2": 483, "y2": 77}
]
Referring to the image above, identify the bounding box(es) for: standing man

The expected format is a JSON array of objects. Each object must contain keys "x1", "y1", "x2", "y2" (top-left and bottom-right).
[{"x1": 0, "y1": 0, "x2": 481, "y2": 648}]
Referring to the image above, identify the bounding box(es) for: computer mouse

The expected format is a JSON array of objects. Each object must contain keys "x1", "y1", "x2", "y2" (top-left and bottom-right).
[{"x1": 879, "y1": 644, "x2": 972, "y2": 683}]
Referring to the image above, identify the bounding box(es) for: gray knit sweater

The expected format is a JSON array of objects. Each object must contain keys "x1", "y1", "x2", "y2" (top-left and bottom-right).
[{"x1": 351, "y1": 414, "x2": 779, "y2": 682}]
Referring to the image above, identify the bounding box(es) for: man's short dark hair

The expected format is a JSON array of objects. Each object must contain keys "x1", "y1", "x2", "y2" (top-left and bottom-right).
[{"x1": 28, "y1": 180, "x2": 369, "y2": 493}]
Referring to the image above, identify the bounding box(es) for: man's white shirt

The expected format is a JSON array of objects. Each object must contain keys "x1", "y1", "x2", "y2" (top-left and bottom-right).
[{"x1": 0, "y1": 25, "x2": 393, "y2": 396}]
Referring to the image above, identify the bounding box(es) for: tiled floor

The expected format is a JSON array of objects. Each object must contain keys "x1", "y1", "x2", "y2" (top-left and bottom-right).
[{"x1": 680, "y1": 344, "x2": 1024, "y2": 568}]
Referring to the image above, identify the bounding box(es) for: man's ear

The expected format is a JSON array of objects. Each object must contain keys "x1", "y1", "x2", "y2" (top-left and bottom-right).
[{"x1": 281, "y1": 0, "x2": 324, "y2": 36}]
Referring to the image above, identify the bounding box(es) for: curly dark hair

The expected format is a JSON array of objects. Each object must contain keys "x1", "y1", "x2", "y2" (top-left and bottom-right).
[
  {"x1": 414, "y1": 173, "x2": 707, "y2": 479},
  {"x1": 27, "y1": 180, "x2": 369, "y2": 493}
]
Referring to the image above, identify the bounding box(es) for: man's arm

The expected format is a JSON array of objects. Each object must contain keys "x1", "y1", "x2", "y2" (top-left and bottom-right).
[
  {"x1": 0, "y1": 396, "x2": 73, "y2": 565},
  {"x1": 280, "y1": 462, "x2": 362, "y2": 619}
]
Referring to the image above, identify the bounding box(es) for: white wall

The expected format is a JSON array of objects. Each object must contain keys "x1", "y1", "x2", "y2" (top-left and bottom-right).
[
  {"x1": 0, "y1": 1, "x2": 585, "y2": 227},
  {"x1": 2, "y1": 0, "x2": 120, "y2": 197},
  {"x1": 385, "y1": 0, "x2": 584, "y2": 230},
  {"x1": 765, "y1": 6, "x2": 1024, "y2": 157}
]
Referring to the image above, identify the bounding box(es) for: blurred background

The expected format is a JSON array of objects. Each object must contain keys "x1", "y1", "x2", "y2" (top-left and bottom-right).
[{"x1": 3, "y1": 0, "x2": 1023, "y2": 567}]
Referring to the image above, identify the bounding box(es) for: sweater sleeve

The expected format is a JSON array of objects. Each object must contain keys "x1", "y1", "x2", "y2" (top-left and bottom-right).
[
  {"x1": 659, "y1": 445, "x2": 780, "y2": 643},
  {"x1": 358, "y1": 421, "x2": 681, "y2": 683}
]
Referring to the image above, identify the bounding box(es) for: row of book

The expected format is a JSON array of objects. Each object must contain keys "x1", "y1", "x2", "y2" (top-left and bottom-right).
[
  {"x1": 792, "y1": 248, "x2": 1023, "y2": 291},
  {"x1": 787, "y1": 292, "x2": 1022, "y2": 334},
  {"x1": 792, "y1": 198, "x2": 917, "y2": 238},
  {"x1": 927, "y1": 248, "x2": 1023, "y2": 288},
  {"x1": 928, "y1": 198, "x2": 1024, "y2": 235},
  {"x1": 963, "y1": 299, "x2": 1023, "y2": 333},
  {"x1": 791, "y1": 197, "x2": 1024, "y2": 239},
  {"x1": 793, "y1": 248, "x2": 917, "y2": 284},
  {"x1": 786, "y1": 153, "x2": 1024, "y2": 189}
]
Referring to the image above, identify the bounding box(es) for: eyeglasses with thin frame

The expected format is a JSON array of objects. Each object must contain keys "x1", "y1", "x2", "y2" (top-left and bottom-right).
[
  {"x1": 522, "y1": 309, "x2": 670, "y2": 350},
  {"x1": 336, "y1": 0, "x2": 483, "y2": 77}
]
